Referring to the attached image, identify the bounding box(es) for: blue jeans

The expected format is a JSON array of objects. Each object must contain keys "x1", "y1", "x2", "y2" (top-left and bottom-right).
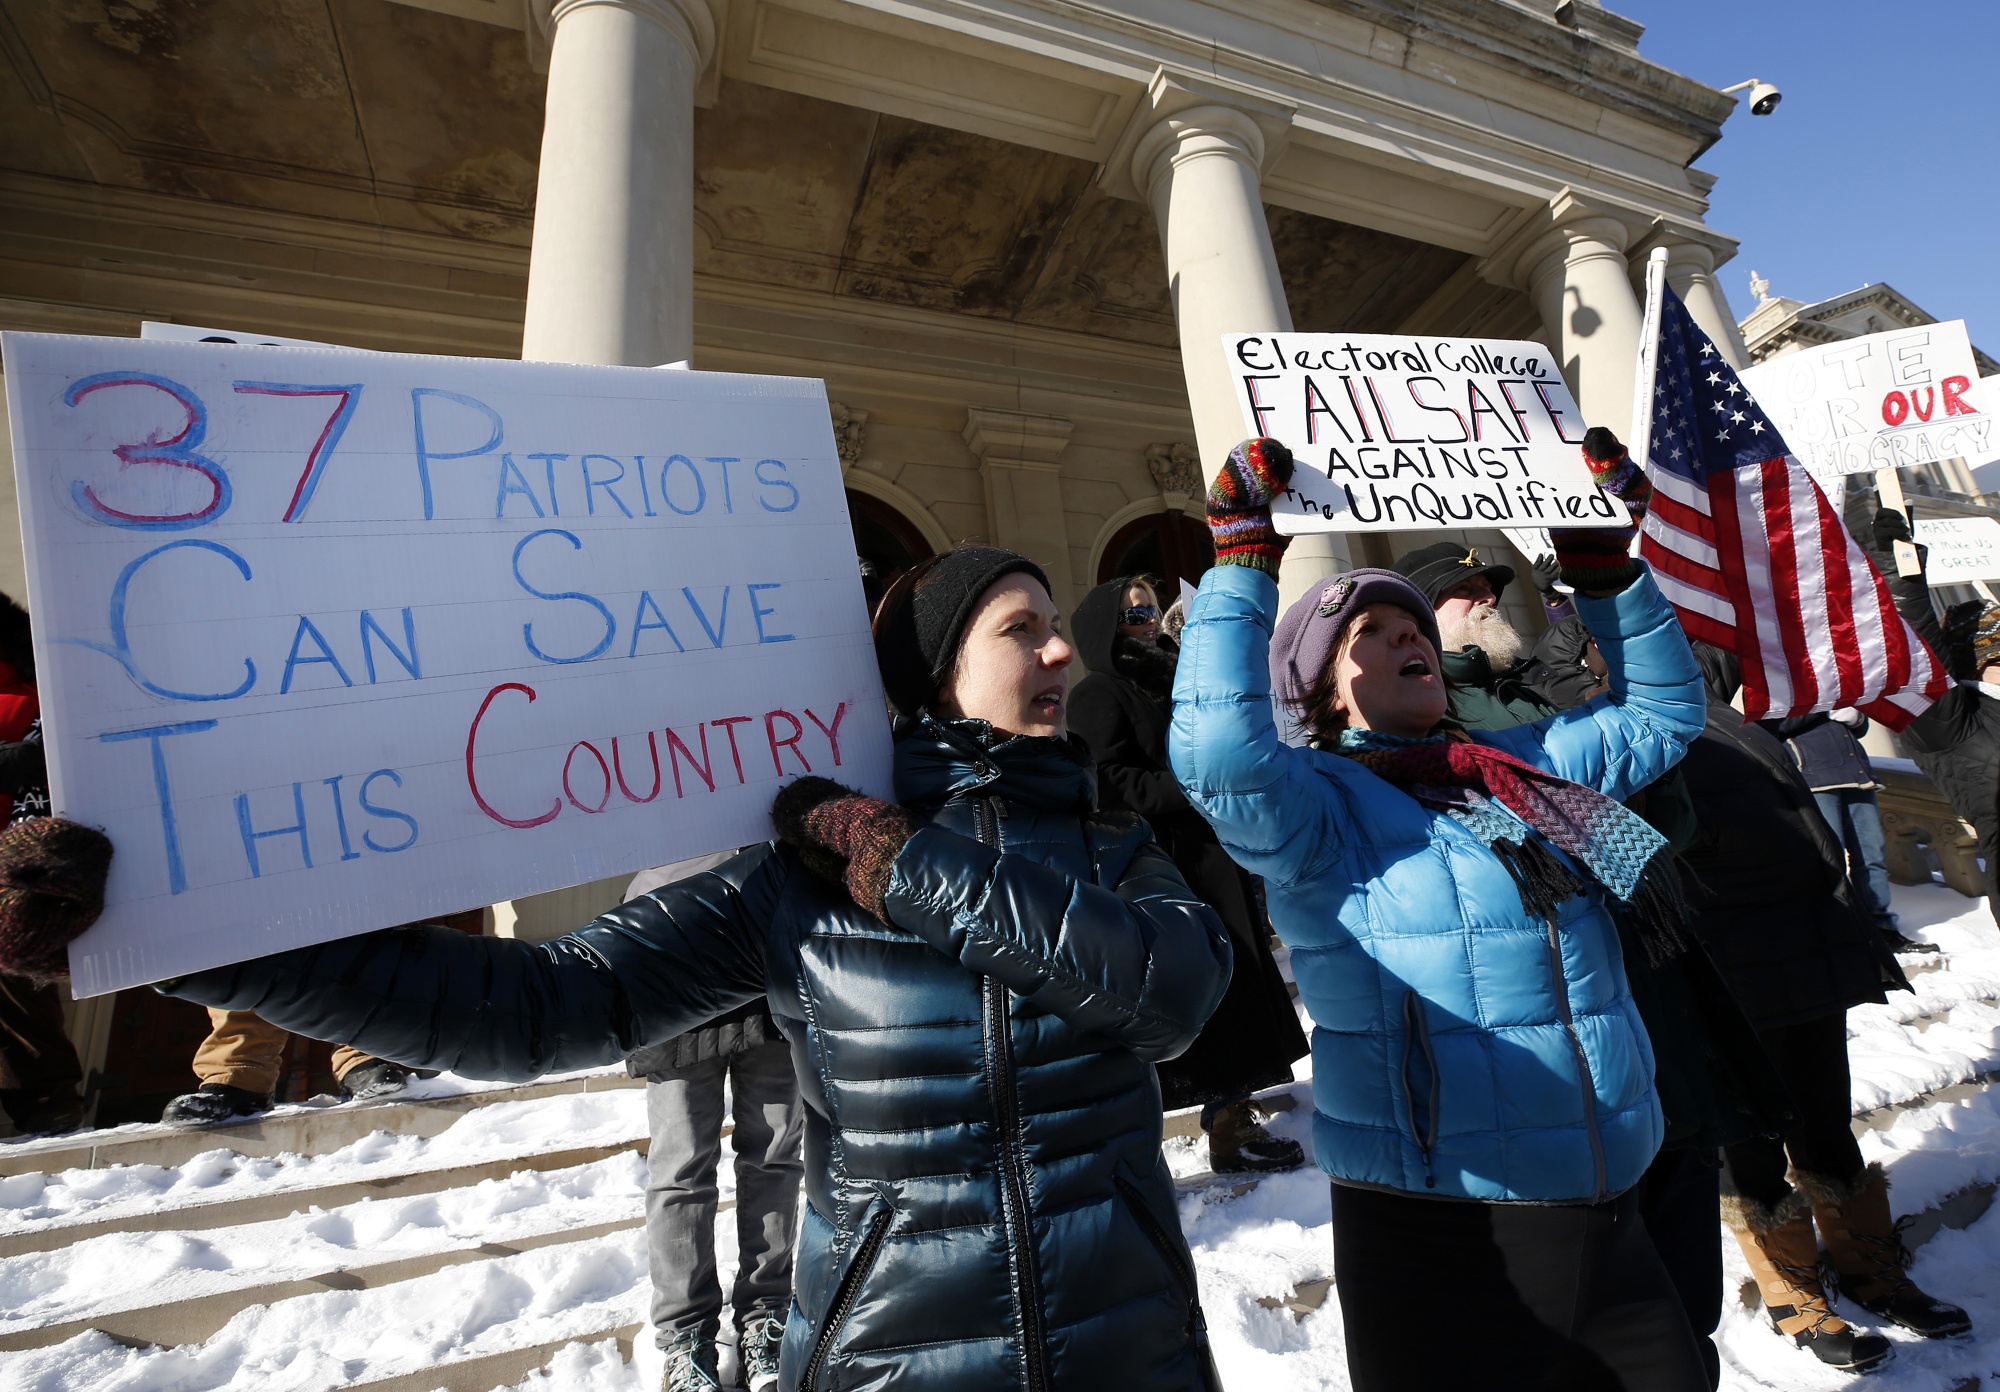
[{"x1": 1813, "y1": 788, "x2": 1898, "y2": 932}]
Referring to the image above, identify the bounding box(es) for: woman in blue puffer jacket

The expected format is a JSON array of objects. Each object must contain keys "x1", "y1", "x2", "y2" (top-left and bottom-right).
[
  {"x1": 12, "y1": 548, "x2": 1232, "y2": 1392},
  {"x1": 1171, "y1": 436, "x2": 1710, "y2": 1392}
]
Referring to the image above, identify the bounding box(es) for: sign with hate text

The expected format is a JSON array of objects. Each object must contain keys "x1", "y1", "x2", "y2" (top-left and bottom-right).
[
  {"x1": 1914, "y1": 517, "x2": 2000, "y2": 586},
  {"x1": 2, "y1": 333, "x2": 891, "y2": 995},
  {"x1": 1737, "y1": 321, "x2": 1995, "y2": 483},
  {"x1": 1225, "y1": 333, "x2": 1628, "y2": 534}
]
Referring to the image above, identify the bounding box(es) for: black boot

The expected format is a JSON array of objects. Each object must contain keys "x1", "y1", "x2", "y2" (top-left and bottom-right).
[
  {"x1": 1879, "y1": 926, "x2": 1936, "y2": 954},
  {"x1": 1, "y1": 1087, "x2": 83, "y2": 1135},
  {"x1": 161, "y1": 1083, "x2": 273, "y2": 1128},
  {"x1": 1207, "y1": 1099, "x2": 1305, "y2": 1174},
  {"x1": 338, "y1": 1059, "x2": 413, "y2": 1103}
]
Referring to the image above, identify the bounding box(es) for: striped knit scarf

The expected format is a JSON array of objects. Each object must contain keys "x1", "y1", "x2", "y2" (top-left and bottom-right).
[{"x1": 1335, "y1": 727, "x2": 1690, "y2": 965}]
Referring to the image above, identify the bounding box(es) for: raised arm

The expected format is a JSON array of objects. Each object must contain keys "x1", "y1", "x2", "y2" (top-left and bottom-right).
[
  {"x1": 1168, "y1": 563, "x2": 1345, "y2": 887},
  {"x1": 1481, "y1": 566, "x2": 1705, "y2": 801},
  {"x1": 159, "y1": 846, "x2": 782, "y2": 1081},
  {"x1": 885, "y1": 823, "x2": 1230, "y2": 1061}
]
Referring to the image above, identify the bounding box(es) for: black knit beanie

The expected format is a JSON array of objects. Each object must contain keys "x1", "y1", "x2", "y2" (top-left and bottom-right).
[{"x1": 873, "y1": 546, "x2": 1051, "y2": 717}]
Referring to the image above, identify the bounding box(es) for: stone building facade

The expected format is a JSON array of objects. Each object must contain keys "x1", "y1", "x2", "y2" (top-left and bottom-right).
[{"x1": 0, "y1": 0, "x2": 1749, "y2": 1114}]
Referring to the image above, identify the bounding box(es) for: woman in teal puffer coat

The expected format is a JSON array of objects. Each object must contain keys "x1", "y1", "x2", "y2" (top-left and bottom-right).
[
  {"x1": 10, "y1": 547, "x2": 1232, "y2": 1392},
  {"x1": 1171, "y1": 436, "x2": 1710, "y2": 1392}
]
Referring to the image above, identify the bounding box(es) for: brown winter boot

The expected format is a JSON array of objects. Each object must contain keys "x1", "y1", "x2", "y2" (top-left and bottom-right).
[
  {"x1": 1804, "y1": 1163, "x2": 1972, "y2": 1339},
  {"x1": 1725, "y1": 1191, "x2": 1891, "y2": 1372}
]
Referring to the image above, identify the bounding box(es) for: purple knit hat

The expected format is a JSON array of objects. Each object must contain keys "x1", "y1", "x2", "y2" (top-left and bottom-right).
[{"x1": 1270, "y1": 568, "x2": 1442, "y2": 712}]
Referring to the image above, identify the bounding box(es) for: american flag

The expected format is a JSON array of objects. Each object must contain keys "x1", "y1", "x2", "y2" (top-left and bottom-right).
[{"x1": 1633, "y1": 279, "x2": 1949, "y2": 729}]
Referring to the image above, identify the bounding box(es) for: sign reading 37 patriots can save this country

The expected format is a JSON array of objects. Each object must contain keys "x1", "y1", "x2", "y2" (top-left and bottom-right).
[
  {"x1": 1, "y1": 332, "x2": 892, "y2": 996},
  {"x1": 1225, "y1": 332, "x2": 1630, "y2": 533}
]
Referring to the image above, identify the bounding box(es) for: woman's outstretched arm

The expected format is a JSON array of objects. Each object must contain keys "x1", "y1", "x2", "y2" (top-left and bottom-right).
[
  {"x1": 158, "y1": 845, "x2": 783, "y2": 1081},
  {"x1": 1168, "y1": 565, "x2": 1345, "y2": 888}
]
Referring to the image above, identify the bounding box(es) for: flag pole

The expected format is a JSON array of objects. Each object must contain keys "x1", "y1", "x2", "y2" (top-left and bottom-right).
[{"x1": 1628, "y1": 246, "x2": 1669, "y2": 473}]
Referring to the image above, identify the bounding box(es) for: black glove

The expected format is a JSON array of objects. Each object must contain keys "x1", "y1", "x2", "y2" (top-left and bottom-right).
[
  {"x1": 1870, "y1": 507, "x2": 1927, "y2": 575},
  {"x1": 1530, "y1": 554, "x2": 1562, "y2": 599}
]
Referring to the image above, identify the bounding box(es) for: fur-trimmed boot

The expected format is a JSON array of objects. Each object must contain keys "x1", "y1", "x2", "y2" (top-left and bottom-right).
[
  {"x1": 1803, "y1": 1163, "x2": 1972, "y2": 1339},
  {"x1": 1725, "y1": 1191, "x2": 1892, "y2": 1372}
]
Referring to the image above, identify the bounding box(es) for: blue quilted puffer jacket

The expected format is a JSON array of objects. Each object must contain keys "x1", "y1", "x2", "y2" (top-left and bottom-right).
[
  {"x1": 162, "y1": 715, "x2": 1231, "y2": 1391},
  {"x1": 1169, "y1": 564, "x2": 1704, "y2": 1204}
]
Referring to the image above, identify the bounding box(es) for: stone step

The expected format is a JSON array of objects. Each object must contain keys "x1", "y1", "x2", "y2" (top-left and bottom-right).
[
  {"x1": 0, "y1": 1136, "x2": 647, "y2": 1259},
  {"x1": 0, "y1": 1212, "x2": 651, "y2": 1353},
  {"x1": 0, "y1": 1070, "x2": 642, "y2": 1178},
  {"x1": 346, "y1": 1327, "x2": 643, "y2": 1392}
]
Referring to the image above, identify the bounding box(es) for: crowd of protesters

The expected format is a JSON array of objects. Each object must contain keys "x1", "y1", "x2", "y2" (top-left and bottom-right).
[{"x1": 0, "y1": 425, "x2": 1989, "y2": 1391}]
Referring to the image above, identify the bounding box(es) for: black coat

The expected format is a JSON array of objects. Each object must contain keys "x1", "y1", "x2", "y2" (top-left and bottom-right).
[
  {"x1": 1068, "y1": 577, "x2": 1307, "y2": 1110},
  {"x1": 1850, "y1": 492, "x2": 2000, "y2": 902},
  {"x1": 1451, "y1": 637, "x2": 1788, "y2": 1150},
  {"x1": 164, "y1": 717, "x2": 1232, "y2": 1392},
  {"x1": 1681, "y1": 647, "x2": 1906, "y2": 1030},
  {"x1": 1901, "y1": 685, "x2": 2000, "y2": 903}
]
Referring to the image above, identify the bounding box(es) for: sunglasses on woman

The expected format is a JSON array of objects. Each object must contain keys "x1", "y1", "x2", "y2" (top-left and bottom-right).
[{"x1": 1119, "y1": 605, "x2": 1158, "y2": 626}]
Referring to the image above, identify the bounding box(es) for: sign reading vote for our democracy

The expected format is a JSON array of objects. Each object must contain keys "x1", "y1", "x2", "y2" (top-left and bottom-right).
[
  {"x1": 1224, "y1": 332, "x2": 1629, "y2": 534},
  {"x1": 1, "y1": 333, "x2": 892, "y2": 996},
  {"x1": 1736, "y1": 320, "x2": 1995, "y2": 484}
]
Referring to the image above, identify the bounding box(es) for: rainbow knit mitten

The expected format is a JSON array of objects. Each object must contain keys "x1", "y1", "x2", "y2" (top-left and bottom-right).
[
  {"x1": 1551, "y1": 427, "x2": 1649, "y2": 595},
  {"x1": 1206, "y1": 437, "x2": 1295, "y2": 577},
  {"x1": 771, "y1": 776, "x2": 916, "y2": 923}
]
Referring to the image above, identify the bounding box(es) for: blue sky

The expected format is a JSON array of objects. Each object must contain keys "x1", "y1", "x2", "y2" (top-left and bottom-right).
[{"x1": 1616, "y1": 0, "x2": 1999, "y2": 354}]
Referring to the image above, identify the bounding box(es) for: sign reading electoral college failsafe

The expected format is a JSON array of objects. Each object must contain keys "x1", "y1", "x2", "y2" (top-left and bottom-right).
[
  {"x1": 1225, "y1": 332, "x2": 1630, "y2": 534},
  {"x1": 2, "y1": 333, "x2": 893, "y2": 996}
]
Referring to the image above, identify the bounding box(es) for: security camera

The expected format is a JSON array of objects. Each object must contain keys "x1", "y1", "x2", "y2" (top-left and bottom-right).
[{"x1": 1722, "y1": 78, "x2": 1782, "y2": 117}]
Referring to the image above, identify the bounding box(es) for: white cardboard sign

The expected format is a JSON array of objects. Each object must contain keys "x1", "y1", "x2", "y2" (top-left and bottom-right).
[
  {"x1": 1224, "y1": 333, "x2": 1629, "y2": 533},
  {"x1": 1914, "y1": 517, "x2": 2000, "y2": 585},
  {"x1": 1737, "y1": 321, "x2": 1996, "y2": 483},
  {"x1": 2, "y1": 332, "x2": 892, "y2": 996}
]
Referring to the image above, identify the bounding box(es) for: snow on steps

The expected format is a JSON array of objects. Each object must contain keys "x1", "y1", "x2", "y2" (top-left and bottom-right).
[{"x1": 2, "y1": 885, "x2": 1994, "y2": 1392}]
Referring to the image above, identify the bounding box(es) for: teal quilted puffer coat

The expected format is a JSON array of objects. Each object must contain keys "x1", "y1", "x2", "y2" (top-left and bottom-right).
[
  {"x1": 1169, "y1": 564, "x2": 1704, "y2": 1204},
  {"x1": 162, "y1": 716, "x2": 1231, "y2": 1390}
]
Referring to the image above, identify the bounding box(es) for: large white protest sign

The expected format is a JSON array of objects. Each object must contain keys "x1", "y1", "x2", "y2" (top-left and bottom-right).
[
  {"x1": 1737, "y1": 322, "x2": 1996, "y2": 484},
  {"x1": 1914, "y1": 517, "x2": 2000, "y2": 585},
  {"x1": 2, "y1": 332, "x2": 892, "y2": 995},
  {"x1": 1225, "y1": 333, "x2": 1628, "y2": 534}
]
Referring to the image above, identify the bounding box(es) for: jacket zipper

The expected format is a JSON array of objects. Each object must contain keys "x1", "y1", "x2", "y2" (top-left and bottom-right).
[
  {"x1": 800, "y1": 1209, "x2": 891, "y2": 1391},
  {"x1": 1114, "y1": 1177, "x2": 1208, "y2": 1330},
  {"x1": 1543, "y1": 911, "x2": 1608, "y2": 1199},
  {"x1": 1399, "y1": 991, "x2": 1441, "y2": 1191},
  {"x1": 974, "y1": 795, "x2": 1049, "y2": 1392}
]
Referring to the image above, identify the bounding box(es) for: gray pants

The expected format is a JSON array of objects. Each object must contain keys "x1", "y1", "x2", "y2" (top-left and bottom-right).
[{"x1": 644, "y1": 1034, "x2": 805, "y2": 1346}]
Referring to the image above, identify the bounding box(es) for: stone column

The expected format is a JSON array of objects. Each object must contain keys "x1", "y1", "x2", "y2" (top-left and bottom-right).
[
  {"x1": 520, "y1": 0, "x2": 719, "y2": 368},
  {"x1": 1126, "y1": 71, "x2": 1348, "y2": 604},
  {"x1": 964, "y1": 408, "x2": 1078, "y2": 609},
  {"x1": 510, "y1": 0, "x2": 718, "y2": 941},
  {"x1": 1505, "y1": 195, "x2": 1648, "y2": 435},
  {"x1": 1635, "y1": 231, "x2": 1751, "y2": 369}
]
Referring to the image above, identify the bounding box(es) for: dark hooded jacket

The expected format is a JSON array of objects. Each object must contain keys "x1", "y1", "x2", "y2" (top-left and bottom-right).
[
  {"x1": 164, "y1": 715, "x2": 1233, "y2": 1392},
  {"x1": 1067, "y1": 577, "x2": 1306, "y2": 1110},
  {"x1": 1681, "y1": 645, "x2": 1907, "y2": 1029}
]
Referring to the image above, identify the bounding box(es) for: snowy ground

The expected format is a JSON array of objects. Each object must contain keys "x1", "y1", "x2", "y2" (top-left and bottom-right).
[{"x1": 1, "y1": 882, "x2": 1995, "y2": 1391}]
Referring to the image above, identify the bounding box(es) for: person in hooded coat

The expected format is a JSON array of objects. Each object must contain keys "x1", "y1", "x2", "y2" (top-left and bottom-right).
[
  {"x1": 1681, "y1": 642, "x2": 1966, "y2": 1371},
  {"x1": 1, "y1": 546, "x2": 1234, "y2": 1392},
  {"x1": 1070, "y1": 575, "x2": 1308, "y2": 1172}
]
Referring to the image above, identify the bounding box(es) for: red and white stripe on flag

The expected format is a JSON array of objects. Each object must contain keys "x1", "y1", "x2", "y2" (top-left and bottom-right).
[{"x1": 1642, "y1": 457, "x2": 1949, "y2": 730}]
